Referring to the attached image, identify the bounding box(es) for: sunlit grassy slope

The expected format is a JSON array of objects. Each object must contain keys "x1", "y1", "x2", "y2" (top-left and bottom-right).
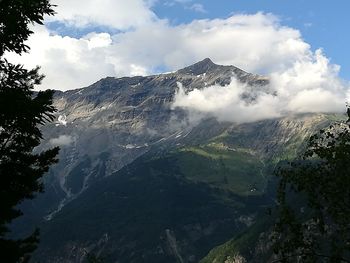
[
  {"x1": 174, "y1": 143, "x2": 269, "y2": 196},
  {"x1": 200, "y1": 214, "x2": 274, "y2": 263}
]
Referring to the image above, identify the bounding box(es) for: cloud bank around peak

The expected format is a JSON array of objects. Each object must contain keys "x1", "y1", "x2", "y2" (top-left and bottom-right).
[{"x1": 173, "y1": 49, "x2": 350, "y2": 124}]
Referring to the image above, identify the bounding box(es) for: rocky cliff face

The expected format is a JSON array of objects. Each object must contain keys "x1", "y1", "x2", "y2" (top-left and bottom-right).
[{"x1": 13, "y1": 59, "x2": 336, "y2": 263}]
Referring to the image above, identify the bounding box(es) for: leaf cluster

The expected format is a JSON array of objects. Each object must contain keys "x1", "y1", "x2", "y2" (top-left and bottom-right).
[
  {"x1": 0, "y1": 0, "x2": 55, "y2": 56},
  {"x1": 273, "y1": 119, "x2": 350, "y2": 262}
]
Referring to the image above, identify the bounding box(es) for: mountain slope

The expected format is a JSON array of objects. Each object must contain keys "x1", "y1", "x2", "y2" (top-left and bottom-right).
[
  {"x1": 32, "y1": 114, "x2": 335, "y2": 262},
  {"x1": 9, "y1": 59, "x2": 340, "y2": 262},
  {"x1": 35, "y1": 154, "x2": 273, "y2": 263}
]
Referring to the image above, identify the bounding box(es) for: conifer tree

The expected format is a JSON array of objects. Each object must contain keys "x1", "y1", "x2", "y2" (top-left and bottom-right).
[{"x1": 0, "y1": 1, "x2": 59, "y2": 262}]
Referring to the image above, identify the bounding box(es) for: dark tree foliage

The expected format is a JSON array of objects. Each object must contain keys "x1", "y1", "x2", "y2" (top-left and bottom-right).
[
  {"x1": 86, "y1": 253, "x2": 105, "y2": 263},
  {"x1": 0, "y1": 1, "x2": 58, "y2": 262},
  {"x1": 273, "y1": 113, "x2": 350, "y2": 262}
]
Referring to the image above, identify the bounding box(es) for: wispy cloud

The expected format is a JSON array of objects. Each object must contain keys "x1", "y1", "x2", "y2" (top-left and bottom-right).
[
  {"x1": 50, "y1": 135, "x2": 74, "y2": 146},
  {"x1": 164, "y1": 0, "x2": 206, "y2": 13},
  {"x1": 304, "y1": 22, "x2": 313, "y2": 28},
  {"x1": 187, "y1": 3, "x2": 207, "y2": 13}
]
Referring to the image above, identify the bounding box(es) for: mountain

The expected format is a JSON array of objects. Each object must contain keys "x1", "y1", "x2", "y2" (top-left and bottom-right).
[
  {"x1": 15, "y1": 58, "x2": 270, "y2": 224},
  {"x1": 11, "y1": 59, "x2": 338, "y2": 262}
]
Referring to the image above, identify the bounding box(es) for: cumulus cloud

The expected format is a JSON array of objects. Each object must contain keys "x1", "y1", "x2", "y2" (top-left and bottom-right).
[
  {"x1": 50, "y1": 135, "x2": 74, "y2": 146},
  {"x1": 101, "y1": 12, "x2": 310, "y2": 74},
  {"x1": 6, "y1": 12, "x2": 321, "y2": 91},
  {"x1": 6, "y1": 26, "x2": 116, "y2": 90}
]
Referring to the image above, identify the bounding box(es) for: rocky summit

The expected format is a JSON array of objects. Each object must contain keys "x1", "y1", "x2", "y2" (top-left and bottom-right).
[{"x1": 13, "y1": 59, "x2": 336, "y2": 263}]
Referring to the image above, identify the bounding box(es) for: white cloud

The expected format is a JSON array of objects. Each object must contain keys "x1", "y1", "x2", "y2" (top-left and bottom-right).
[
  {"x1": 50, "y1": 135, "x2": 74, "y2": 146},
  {"x1": 173, "y1": 81, "x2": 282, "y2": 123},
  {"x1": 84, "y1": 33, "x2": 112, "y2": 49},
  {"x1": 49, "y1": 0, "x2": 157, "y2": 29},
  {"x1": 102, "y1": 12, "x2": 312, "y2": 75},
  {"x1": 6, "y1": 26, "x2": 116, "y2": 90},
  {"x1": 8, "y1": 13, "x2": 308, "y2": 90},
  {"x1": 172, "y1": 49, "x2": 350, "y2": 123}
]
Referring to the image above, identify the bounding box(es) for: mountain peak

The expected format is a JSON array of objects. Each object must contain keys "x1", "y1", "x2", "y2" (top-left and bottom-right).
[
  {"x1": 198, "y1": 57, "x2": 215, "y2": 65},
  {"x1": 178, "y1": 58, "x2": 218, "y2": 75}
]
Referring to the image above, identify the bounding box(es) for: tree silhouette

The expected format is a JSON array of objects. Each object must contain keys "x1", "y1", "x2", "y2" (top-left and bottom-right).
[
  {"x1": 0, "y1": 1, "x2": 59, "y2": 262},
  {"x1": 273, "y1": 111, "x2": 350, "y2": 262}
]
